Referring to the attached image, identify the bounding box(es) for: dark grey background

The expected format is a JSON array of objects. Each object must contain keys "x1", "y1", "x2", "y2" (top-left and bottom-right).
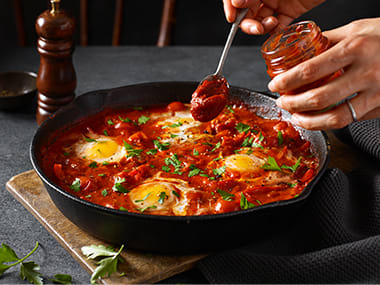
[{"x1": 1, "y1": 0, "x2": 380, "y2": 48}]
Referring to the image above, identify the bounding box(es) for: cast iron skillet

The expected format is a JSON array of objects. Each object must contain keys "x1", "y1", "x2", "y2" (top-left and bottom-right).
[{"x1": 30, "y1": 82, "x2": 330, "y2": 253}]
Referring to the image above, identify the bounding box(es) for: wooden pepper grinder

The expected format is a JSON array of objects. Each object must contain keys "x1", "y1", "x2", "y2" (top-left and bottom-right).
[{"x1": 35, "y1": 0, "x2": 76, "y2": 125}]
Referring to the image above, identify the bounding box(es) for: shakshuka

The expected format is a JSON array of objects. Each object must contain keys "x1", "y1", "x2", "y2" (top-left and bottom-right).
[{"x1": 40, "y1": 101, "x2": 319, "y2": 216}]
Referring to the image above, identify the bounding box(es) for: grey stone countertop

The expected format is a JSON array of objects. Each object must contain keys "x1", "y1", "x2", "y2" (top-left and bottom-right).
[{"x1": 0, "y1": 46, "x2": 269, "y2": 284}]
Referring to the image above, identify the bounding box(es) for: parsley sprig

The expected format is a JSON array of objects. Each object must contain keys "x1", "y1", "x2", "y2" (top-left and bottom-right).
[
  {"x1": 123, "y1": 140, "x2": 143, "y2": 158},
  {"x1": 261, "y1": 156, "x2": 282, "y2": 172},
  {"x1": 112, "y1": 177, "x2": 128, "y2": 193},
  {"x1": 164, "y1": 154, "x2": 183, "y2": 174},
  {"x1": 281, "y1": 157, "x2": 302, "y2": 172},
  {"x1": 217, "y1": 189, "x2": 235, "y2": 201},
  {"x1": 81, "y1": 244, "x2": 125, "y2": 284},
  {"x1": 153, "y1": 139, "x2": 170, "y2": 151},
  {"x1": 240, "y1": 193, "x2": 256, "y2": 210}
]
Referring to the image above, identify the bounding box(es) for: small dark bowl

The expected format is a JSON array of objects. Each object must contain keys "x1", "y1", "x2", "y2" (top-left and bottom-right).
[{"x1": 0, "y1": 71, "x2": 37, "y2": 110}]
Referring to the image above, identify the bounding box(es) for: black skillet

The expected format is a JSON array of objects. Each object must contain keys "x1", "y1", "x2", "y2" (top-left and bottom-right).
[{"x1": 30, "y1": 82, "x2": 330, "y2": 253}]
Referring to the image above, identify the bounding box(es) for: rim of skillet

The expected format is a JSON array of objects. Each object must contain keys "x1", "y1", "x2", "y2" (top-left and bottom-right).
[{"x1": 30, "y1": 81, "x2": 331, "y2": 222}]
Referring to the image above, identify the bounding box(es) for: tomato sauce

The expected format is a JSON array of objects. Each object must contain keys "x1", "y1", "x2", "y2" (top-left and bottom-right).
[
  {"x1": 40, "y1": 102, "x2": 319, "y2": 216},
  {"x1": 191, "y1": 76, "x2": 229, "y2": 122}
]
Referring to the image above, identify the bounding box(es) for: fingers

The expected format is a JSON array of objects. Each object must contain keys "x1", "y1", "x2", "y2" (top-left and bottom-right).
[
  {"x1": 231, "y1": 0, "x2": 261, "y2": 8},
  {"x1": 275, "y1": 67, "x2": 367, "y2": 113},
  {"x1": 268, "y1": 39, "x2": 355, "y2": 93},
  {"x1": 289, "y1": 91, "x2": 380, "y2": 130},
  {"x1": 223, "y1": 0, "x2": 237, "y2": 23}
]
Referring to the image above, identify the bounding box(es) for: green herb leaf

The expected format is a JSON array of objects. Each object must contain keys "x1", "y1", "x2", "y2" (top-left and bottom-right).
[
  {"x1": 226, "y1": 105, "x2": 235, "y2": 113},
  {"x1": 102, "y1": 161, "x2": 109, "y2": 165},
  {"x1": 281, "y1": 157, "x2": 302, "y2": 172},
  {"x1": 103, "y1": 130, "x2": 108, "y2": 136},
  {"x1": 288, "y1": 182, "x2": 298, "y2": 188},
  {"x1": 123, "y1": 140, "x2": 143, "y2": 158},
  {"x1": 235, "y1": 123, "x2": 250, "y2": 133},
  {"x1": 89, "y1": 162, "x2": 98, "y2": 168},
  {"x1": 165, "y1": 153, "x2": 183, "y2": 174},
  {"x1": 277, "y1": 131, "x2": 283, "y2": 146},
  {"x1": 112, "y1": 177, "x2": 128, "y2": 193},
  {"x1": 158, "y1": 192, "x2": 167, "y2": 204},
  {"x1": 240, "y1": 193, "x2": 256, "y2": 210},
  {"x1": 172, "y1": 190, "x2": 180, "y2": 198},
  {"x1": 162, "y1": 165, "x2": 171, "y2": 172},
  {"x1": 118, "y1": 116, "x2": 131, "y2": 123},
  {"x1": 84, "y1": 137, "x2": 97, "y2": 142},
  {"x1": 119, "y1": 207, "x2": 128, "y2": 211},
  {"x1": 63, "y1": 152, "x2": 69, "y2": 156},
  {"x1": 170, "y1": 134, "x2": 179, "y2": 138},
  {"x1": 20, "y1": 261, "x2": 43, "y2": 285},
  {"x1": 70, "y1": 178, "x2": 81, "y2": 192},
  {"x1": 251, "y1": 142, "x2": 264, "y2": 150},
  {"x1": 193, "y1": 149, "x2": 199, "y2": 156},
  {"x1": 202, "y1": 142, "x2": 213, "y2": 147},
  {"x1": 0, "y1": 243, "x2": 19, "y2": 264},
  {"x1": 101, "y1": 189, "x2": 108, "y2": 197},
  {"x1": 241, "y1": 137, "x2": 254, "y2": 147},
  {"x1": 162, "y1": 121, "x2": 183, "y2": 129},
  {"x1": 188, "y1": 167, "x2": 201, "y2": 177},
  {"x1": 211, "y1": 141, "x2": 221, "y2": 152},
  {"x1": 85, "y1": 195, "x2": 92, "y2": 198},
  {"x1": 258, "y1": 132, "x2": 264, "y2": 142},
  {"x1": 261, "y1": 156, "x2": 282, "y2": 172},
  {"x1": 81, "y1": 245, "x2": 124, "y2": 284},
  {"x1": 98, "y1": 173, "x2": 106, "y2": 177},
  {"x1": 107, "y1": 119, "x2": 114, "y2": 125},
  {"x1": 137, "y1": 205, "x2": 157, "y2": 213},
  {"x1": 135, "y1": 192, "x2": 151, "y2": 203},
  {"x1": 199, "y1": 173, "x2": 209, "y2": 178},
  {"x1": 213, "y1": 166, "x2": 226, "y2": 176},
  {"x1": 213, "y1": 157, "x2": 223, "y2": 161},
  {"x1": 50, "y1": 274, "x2": 72, "y2": 284},
  {"x1": 153, "y1": 139, "x2": 170, "y2": 151},
  {"x1": 217, "y1": 189, "x2": 235, "y2": 201},
  {"x1": 138, "y1": 115, "x2": 150, "y2": 125},
  {"x1": 146, "y1": 149, "x2": 157, "y2": 155}
]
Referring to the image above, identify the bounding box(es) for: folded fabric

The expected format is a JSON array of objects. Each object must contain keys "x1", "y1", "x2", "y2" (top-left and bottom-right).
[
  {"x1": 332, "y1": 119, "x2": 380, "y2": 160},
  {"x1": 198, "y1": 167, "x2": 380, "y2": 283}
]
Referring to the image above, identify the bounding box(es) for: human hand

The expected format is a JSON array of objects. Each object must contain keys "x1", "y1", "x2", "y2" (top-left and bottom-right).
[
  {"x1": 269, "y1": 18, "x2": 380, "y2": 130},
  {"x1": 223, "y1": 0, "x2": 325, "y2": 34}
]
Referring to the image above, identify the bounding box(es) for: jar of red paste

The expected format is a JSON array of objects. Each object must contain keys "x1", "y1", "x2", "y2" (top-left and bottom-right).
[{"x1": 261, "y1": 21, "x2": 342, "y2": 94}]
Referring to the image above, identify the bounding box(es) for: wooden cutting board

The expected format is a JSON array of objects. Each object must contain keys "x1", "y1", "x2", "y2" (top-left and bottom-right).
[{"x1": 6, "y1": 170, "x2": 206, "y2": 284}]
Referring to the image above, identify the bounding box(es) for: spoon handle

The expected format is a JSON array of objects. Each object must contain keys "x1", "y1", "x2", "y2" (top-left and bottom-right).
[{"x1": 214, "y1": 8, "x2": 249, "y2": 76}]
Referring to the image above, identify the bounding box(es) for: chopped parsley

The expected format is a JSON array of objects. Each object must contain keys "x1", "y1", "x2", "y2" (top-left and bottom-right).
[
  {"x1": 288, "y1": 183, "x2": 298, "y2": 188},
  {"x1": 193, "y1": 149, "x2": 199, "y2": 156},
  {"x1": 235, "y1": 122, "x2": 251, "y2": 133},
  {"x1": 162, "y1": 121, "x2": 183, "y2": 129},
  {"x1": 188, "y1": 166, "x2": 202, "y2": 177},
  {"x1": 153, "y1": 139, "x2": 170, "y2": 151},
  {"x1": 202, "y1": 142, "x2": 213, "y2": 147},
  {"x1": 240, "y1": 193, "x2": 256, "y2": 210},
  {"x1": 252, "y1": 142, "x2": 264, "y2": 150},
  {"x1": 138, "y1": 115, "x2": 150, "y2": 125},
  {"x1": 70, "y1": 178, "x2": 81, "y2": 192},
  {"x1": 112, "y1": 177, "x2": 128, "y2": 193},
  {"x1": 119, "y1": 207, "x2": 128, "y2": 211},
  {"x1": 85, "y1": 194, "x2": 92, "y2": 198},
  {"x1": 98, "y1": 173, "x2": 106, "y2": 177},
  {"x1": 101, "y1": 189, "x2": 108, "y2": 197},
  {"x1": 146, "y1": 148, "x2": 158, "y2": 155},
  {"x1": 261, "y1": 156, "x2": 282, "y2": 172},
  {"x1": 118, "y1": 116, "x2": 131, "y2": 123},
  {"x1": 123, "y1": 140, "x2": 143, "y2": 158},
  {"x1": 135, "y1": 192, "x2": 151, "y2": 202},
  {"x1": 241, "y1": 137, "x2": 254, "y2": 147},
  {"x1": 278, "y1": 131, "x2": 284, "y2": 146},
  {"x1": 102, "y1": 161, "x2": 109, "y2": 165},
  {"x1": 84, "y1": 137, "x2": 97, "y2": 142},
  {"x1": 137, "y1": 205, "x2": 157, "y2": 213},
  {"x1": 103, "y1": 130, "x2": 109, "y2": 136},
  {"x1": 200, "y1": 173, "x2": 210, "y2": 178},
  {"x1": 258, "y1": 132, "x2": 264, "y2": 142},
  {"x1": 158, "y1": 192, "x2": 167, "y2": 204},
  {"x1": 217, "y1": 189, "x2": 235, "y2": 201},
  {"x1": 162, "y1": 165, "x2": 171, "y2": 172},
  {"x1": 226, "y1": 105, "x2": 235, "y2": 113},
  {"x1": 63, "y1": 152, "x2": 69, "y2": 156},
  {"x1": 150, "y1": 164, "x2": 155, "y2": 168},
  {"x1": 281, "y1": 157, "x2": 302, "y2": 172},
  {"x1": 107, "y1": 119, "x2": 114, "y2": 125},
  {"x1": 211, "y1": 141, "x2": 221, "y2": 152},
  {"x1": 213, "y1": 157, "x2": 223, "y2": 161},
  {"x1": 172, "y1": 190, "x2": 180, "y2": 198},
  {"x1": 213, "y1": 165, "x2": 226, "y2": 176},
  {"x1": 89, "y1": 162, "x2": 98, "y2": 168},
  {"x1": 170, "y1": 134, "x2": 179, "y2": 138},
  {"x1": 165, "y1": 153, "x2": 183, "y2": 174}
]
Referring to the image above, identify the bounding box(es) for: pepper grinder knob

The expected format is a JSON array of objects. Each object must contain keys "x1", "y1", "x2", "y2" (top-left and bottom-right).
[{"x1": 35, "y1": 0, "x2": 76, "y2": 125}]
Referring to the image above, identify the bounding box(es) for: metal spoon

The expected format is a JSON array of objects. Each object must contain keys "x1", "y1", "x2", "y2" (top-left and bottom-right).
[{"x1": 200, "y1": 8, "x2": 248, "y2": 84}]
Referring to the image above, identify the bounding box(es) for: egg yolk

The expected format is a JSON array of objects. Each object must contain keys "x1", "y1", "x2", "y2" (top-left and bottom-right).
[
  {"x1": 224, "y1": 154, "x2": 264, "y2": 173},
  {"x1": 85, "y1": 140, "x2": 119, "y2": 161},
  {"x1": 130, "y1": 183, "x2": 175, "y2": 210}
]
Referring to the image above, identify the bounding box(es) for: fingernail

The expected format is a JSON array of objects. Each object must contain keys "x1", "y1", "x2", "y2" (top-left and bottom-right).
[
  {"x1": 249, "y1": 25, "x2": 259, "y2": 34},
  {"x1": 268, "y1": 80, "x2": 276, "y2": 91},
  {"x1": 291, "y1": 115, "x2": 301, "y2": 125},
  {"x1": 232, "y1": 0, "x2": 245, "y2": 6},
  {"x1": 276, "y1": 97, "x2": 283, "y2": 108}
]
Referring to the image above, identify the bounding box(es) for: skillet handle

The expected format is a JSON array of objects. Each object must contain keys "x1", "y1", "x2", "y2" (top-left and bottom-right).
[{"x1": 257, "y1": 90, "x2": 279, "y2": 99}]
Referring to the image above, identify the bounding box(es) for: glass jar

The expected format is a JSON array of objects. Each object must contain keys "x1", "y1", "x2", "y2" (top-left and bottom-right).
[{"x1": 261, "y1": 21, "x2": 342, "y2": 94}]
